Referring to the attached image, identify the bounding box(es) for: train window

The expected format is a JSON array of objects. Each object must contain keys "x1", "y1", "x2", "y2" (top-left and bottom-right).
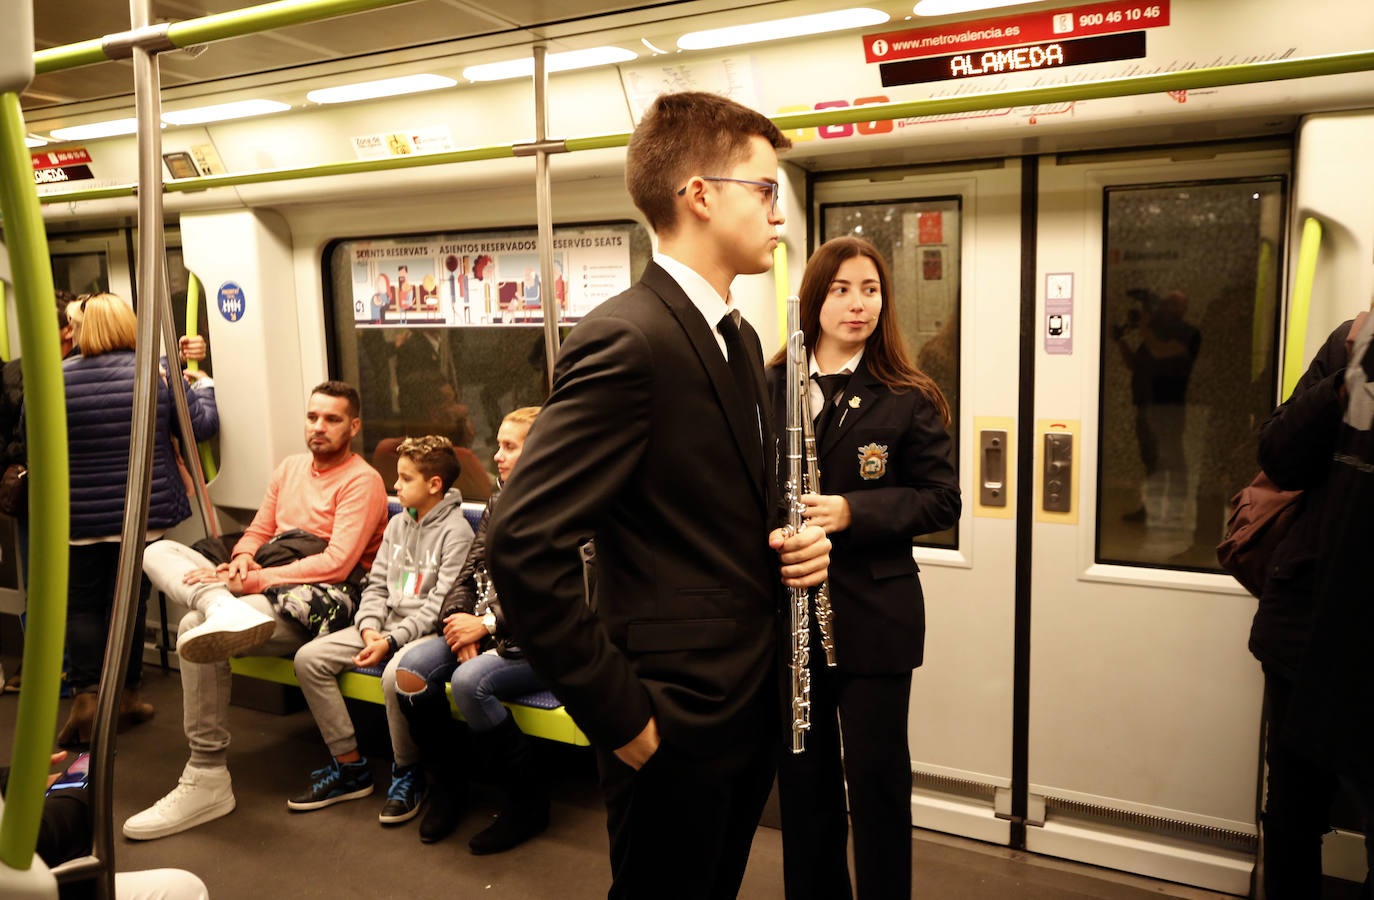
[
  {"x1": 325, "y1": 222, "x2": 652, "y2": 501},
  {"x1": 1096, "y1": 178, "x2": 1284, "y2": 571},
  {"x1": 51, "y1": 252, "x2": 109, "y2": 296},
  {"x1": 820, "y1": 197, "x2": 961, "y2": 550}
]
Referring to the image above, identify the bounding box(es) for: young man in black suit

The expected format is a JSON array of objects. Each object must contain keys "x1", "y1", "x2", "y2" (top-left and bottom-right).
[{"x1": 486, "y1": 92, "x2": 830, "y2": 899}]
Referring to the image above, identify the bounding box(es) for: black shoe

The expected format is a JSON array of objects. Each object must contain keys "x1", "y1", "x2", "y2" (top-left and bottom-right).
[
  {"x1": 419, "y1": 781, "x2": 466, "y2": 843},
  {"x1": 467, "y1": 716, "x2": 550, "y2": 855},
  {"x1": 379, "y1": 763, "x2": 425, "y2": 825},
  {"x1": 286, "y1": 758, "x2": 373, "y2": 811},
  {"x1": 468, "y1": 793, "x2": 549, "y2": 855}
]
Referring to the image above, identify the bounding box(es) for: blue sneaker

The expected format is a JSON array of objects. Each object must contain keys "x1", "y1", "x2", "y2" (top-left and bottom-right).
[
  {"x1": 287, "y1": 758, "x2": 373, "y2": 811},
  {"x1": 378, "y1": 763, "x2": 425, "y2": 825}
]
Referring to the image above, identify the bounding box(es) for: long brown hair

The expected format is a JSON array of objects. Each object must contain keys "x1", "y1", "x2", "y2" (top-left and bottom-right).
[{"x1": 770, "y1": 236, "x2": 950, "y2": 425}]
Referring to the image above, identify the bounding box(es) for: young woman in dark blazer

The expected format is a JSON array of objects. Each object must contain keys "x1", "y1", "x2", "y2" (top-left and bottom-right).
[{"x1": 768, "y1": 236, "x2": 961, "y2": 899}]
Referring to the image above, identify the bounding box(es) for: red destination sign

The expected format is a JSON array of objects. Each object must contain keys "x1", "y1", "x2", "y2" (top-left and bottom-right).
[
  {"x1": 31, "y1": 148, "x2": 93, "y2": 170},
  {"x1": 864, "y1": 0, "x2": 1168, "y2": 63}
]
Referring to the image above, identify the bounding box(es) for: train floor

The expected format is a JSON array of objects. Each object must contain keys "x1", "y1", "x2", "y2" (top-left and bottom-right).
[{"x1": 0, "y1": 660, "x2": 1349, "y2": 899}]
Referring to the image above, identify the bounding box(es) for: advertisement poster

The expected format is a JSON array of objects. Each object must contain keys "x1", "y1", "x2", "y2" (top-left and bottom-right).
[{"x1": 350, "y1": 227, "x2": 632, "y2": 327}]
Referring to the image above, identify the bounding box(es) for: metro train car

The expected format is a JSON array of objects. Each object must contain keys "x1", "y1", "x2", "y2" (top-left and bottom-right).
[{"x1": 2, "y1": 0, "x2": 1373, "y2": 896}]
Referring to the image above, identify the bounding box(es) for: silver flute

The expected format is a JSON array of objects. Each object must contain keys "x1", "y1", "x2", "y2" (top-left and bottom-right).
[{"x1": 784, "y1": 296, "x2": 839, "y2": 755}]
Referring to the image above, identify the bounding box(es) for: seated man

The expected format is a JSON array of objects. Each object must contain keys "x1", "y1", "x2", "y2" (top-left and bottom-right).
[
  {"x1": 290, "y1": 435, "x2": 473, "y2": 819},
  {"x1": 124, "y1": 381, "x2": 389, "y2": 840}
]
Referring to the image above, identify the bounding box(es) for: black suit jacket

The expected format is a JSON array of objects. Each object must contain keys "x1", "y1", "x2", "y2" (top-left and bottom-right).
[
  {"x1": 488, "y1": 262, "x2": 780, "y2": 758},
  {"x1": 767, "y1": 357, "x2": 960, "y2": 674}
]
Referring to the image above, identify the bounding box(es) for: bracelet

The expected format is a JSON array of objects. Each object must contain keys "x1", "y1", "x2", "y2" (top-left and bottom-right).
[{"x1": 385, "y1": 634, "x2": 399, "y2": 654}]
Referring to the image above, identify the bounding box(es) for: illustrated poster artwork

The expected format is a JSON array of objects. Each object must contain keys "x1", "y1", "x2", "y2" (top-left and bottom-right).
[{"x1": 350, "y1": 228, "x2": 632, "y2": 327}]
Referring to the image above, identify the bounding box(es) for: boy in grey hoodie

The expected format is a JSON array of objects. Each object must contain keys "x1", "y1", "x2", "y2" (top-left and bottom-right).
[{"x1": 287, "y1": 435, "x2": 475, "y2": 819}]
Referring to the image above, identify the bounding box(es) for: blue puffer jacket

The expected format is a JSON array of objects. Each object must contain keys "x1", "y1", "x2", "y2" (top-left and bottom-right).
[{"x1": 59, "y1": 350, "x2": 219, "y2": 539}]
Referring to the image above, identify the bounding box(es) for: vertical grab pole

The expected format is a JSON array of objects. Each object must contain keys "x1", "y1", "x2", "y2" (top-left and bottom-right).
[
  {"x1": 533, "y1": 44, "x2": 560, "y2": 391},
  {"x1": 78, "y1": 1, "x2": 164, "y2": 895},
  {"x1": 157, "y1": 257, "x2": 219, "y2": 538},
  {"x1": 0, "y1": 279, "x2": 11, "y2": 362},
  {"x1": 0, "y1": 90, "x2": 69, "y2": 887},
  {"x1": 184, "y1": 273, "x2": 218, "y2": 481},
  {"x1": 1281, "y1": 216, "x2": 1322, "y2": 401}
]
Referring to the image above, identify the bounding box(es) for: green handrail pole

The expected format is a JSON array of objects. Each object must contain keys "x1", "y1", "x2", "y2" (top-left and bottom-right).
[
  {"x1": 0, "y1": 279, "x2": 10, "y2": 362},
  {"x1": 184, "y1": 272, "x2": 201, "y2": 371},
  {"x1": 1282, "y1": 216, "x2": 1322, "y2": 401},
  {"x1": 0, "y1": 93, "x2": 70, "y2": 873},
  {"x1": 165, "y1": 0, "x2": 418, "y2": 49},
  {"x1": 36, "y1": 50, "x2": 1374, "y2": 207},
  {"x1": 34, "y1": 0, "x2": 421, "y2": 75},
  {"x1": 183, "y1": 272, "x2": 218, "y2": 481}
]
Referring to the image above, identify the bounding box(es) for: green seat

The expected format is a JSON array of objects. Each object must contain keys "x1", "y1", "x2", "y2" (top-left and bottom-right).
[{"x1": 228, "y1": 655, "x2": 589, "y2": 746}]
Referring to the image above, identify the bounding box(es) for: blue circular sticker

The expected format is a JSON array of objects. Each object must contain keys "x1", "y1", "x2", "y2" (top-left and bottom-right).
[{"x1": 217, "y1": 281, "x2": 246, "y2": 323}]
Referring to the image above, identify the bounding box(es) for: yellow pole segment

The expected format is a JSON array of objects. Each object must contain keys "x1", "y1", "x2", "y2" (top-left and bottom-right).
[
  {"x1": 774, "y1": 242, "x2": 789, "y2": 349},
  {"x1": 1282, "y1": 217, "x2": 1322, "y2": 401}
]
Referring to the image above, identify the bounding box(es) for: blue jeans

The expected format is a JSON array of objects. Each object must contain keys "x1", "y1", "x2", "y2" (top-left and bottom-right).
[{"x1": 396, "y1": 634, "x2": 544, "y2": 732}]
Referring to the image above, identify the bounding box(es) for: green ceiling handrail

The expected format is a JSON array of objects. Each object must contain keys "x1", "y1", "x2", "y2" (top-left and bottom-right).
[
  {"x1": 0, "y1": 91, "x2": 70, "y2": 874},
  {"x1": 34, "y1": 0, "x2": 421, "y2": 76},
  {"x1": 34, "y1": 49, "x2": 1374, "y2": 206}
]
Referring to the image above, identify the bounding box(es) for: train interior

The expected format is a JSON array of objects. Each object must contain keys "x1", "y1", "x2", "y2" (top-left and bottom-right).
[{"x1": 2, "y1": 0, "x2": 1373, "y2": 896}]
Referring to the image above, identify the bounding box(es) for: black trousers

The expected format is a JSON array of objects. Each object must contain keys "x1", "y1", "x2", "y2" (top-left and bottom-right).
[
  {"x1": 778, "y1": 665, "x2": 913, "y2": 900},
  {"x1": 1263, "y1": 667, "x2": 1374, "y2": 900},
  {"x1": 595, "y1": 692, "x2": 778, "y2": 900},
  {"x1": 66, "y1": 542, "x2": 149, "y2": 692}
]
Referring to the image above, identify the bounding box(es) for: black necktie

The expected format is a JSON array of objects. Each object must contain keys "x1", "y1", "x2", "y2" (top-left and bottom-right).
[
  {"x1": 812, "y1": 372, "x2": 848, "y2": 439},
  {"x1": 718, "y1": 311, "x2": 757, "y2": 409}
]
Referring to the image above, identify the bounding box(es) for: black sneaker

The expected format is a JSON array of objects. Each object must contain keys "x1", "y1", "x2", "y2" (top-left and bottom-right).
[
  {"x1": 379, "y1": 763, "x2": 425, "y2": 825},
  {"x1": 287, "y1": 758, "x2": 373, "y2": 811}
]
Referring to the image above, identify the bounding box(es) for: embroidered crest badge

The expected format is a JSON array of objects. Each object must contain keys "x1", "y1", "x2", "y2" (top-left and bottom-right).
[{"x1": 857, "y1": 442, "x2": 888, "y2": 481}]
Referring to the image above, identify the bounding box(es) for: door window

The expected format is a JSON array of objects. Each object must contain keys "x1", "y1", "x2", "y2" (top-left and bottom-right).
[
  {"x1": 821, "y1": 198, "x2": 961, "y2": 548},
  {"x1": 1096, "y1": 178, "x2": 1284, "y2": 570}
]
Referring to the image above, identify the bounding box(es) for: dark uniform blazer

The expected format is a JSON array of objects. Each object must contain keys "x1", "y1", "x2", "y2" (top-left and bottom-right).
[
  {"x1": 767, "y1": 357, "x2": 960, "y2": 674},
  {"x1": 488, "y1": 262, "x2": 780, "y2": 759}
]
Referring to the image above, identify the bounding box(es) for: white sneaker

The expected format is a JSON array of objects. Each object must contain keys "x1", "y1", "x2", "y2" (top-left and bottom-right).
[
  {"x1": 176, "y1": 596, "x2": 275, "y2": 663},
  {"x1": 123, "y1": 764, "x2": 236, "y2": 840}
]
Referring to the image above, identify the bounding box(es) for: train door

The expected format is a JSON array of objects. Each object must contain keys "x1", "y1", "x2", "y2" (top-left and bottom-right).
[
  {"x1": 812, "y1": 160, "x2": 1025, "y2": 845},
  {"x1": 1027, "y1": 143, "x2": 1288, "y2": 893},
  {"x1": 46, "y1": 231, "x2": 133, "y2": 303}
]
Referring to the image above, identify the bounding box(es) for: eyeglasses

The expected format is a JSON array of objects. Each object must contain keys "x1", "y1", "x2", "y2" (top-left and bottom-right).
[{"x1": 677, "y1": 176, "x2": 780, "y2": 216}]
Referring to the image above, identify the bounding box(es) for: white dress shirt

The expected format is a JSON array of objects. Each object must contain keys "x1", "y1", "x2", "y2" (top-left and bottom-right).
[
  {"x1": 808, "y1": 348, "x2": 864, "y2": 417},
  {"x1": 653, "y1": 252, "x2": 733, "y2": 361}
]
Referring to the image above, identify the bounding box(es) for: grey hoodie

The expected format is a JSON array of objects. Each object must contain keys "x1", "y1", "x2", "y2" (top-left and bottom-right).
[{"x1": 353, "y1": 488, "x2": 475, "y2": 647}]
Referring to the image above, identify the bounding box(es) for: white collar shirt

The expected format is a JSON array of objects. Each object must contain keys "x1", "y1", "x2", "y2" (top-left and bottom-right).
[
  {"x1": 653, "y1": 252, "x2": 733, "y2": 361},
  {"x1": 808, "y1": 347, "x2": 864, "y2": 417}
]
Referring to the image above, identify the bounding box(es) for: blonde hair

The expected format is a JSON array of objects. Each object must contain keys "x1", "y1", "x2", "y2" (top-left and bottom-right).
[
  {"x1": 502, "y1": 406, "x2": 541, "y2": 430},
  {"x1": 77, "y1": 294, "x2": 136, "y2": 356}
]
